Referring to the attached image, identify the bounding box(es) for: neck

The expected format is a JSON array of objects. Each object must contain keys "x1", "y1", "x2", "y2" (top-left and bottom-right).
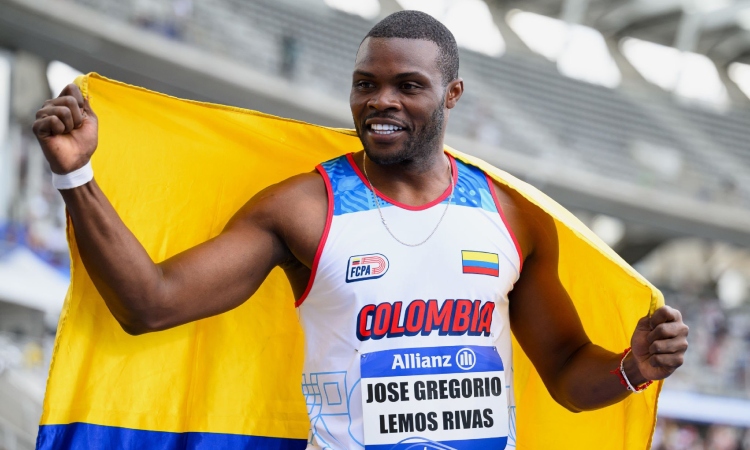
[{"x1": 358, "y1": 149, "x2": 453, "y2": 208}]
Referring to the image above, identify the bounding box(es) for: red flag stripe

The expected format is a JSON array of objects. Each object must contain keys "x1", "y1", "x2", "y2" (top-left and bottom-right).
[{"x1": 462, "y1": 266, "x2": 499, "y2": 277}]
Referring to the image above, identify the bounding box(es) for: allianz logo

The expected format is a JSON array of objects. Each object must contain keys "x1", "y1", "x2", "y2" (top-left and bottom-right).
[{"x1": 391, "y1": 348, "x2": 476, "y2": 371}]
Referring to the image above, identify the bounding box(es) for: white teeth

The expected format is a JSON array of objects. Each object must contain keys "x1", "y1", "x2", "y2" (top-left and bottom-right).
[{"x1": 370, "y1": 123, "x2": 403, "y2": 133}]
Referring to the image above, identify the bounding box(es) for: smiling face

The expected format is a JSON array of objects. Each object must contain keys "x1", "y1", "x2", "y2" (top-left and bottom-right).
[{"x1": 350, "y1": 37, "x2": 463, "y2": 166}]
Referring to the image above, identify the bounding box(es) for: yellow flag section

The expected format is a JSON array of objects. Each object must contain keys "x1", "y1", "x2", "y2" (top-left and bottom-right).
[{"x1": 38, "y1": 73, "x2": 663, "y2": 450}]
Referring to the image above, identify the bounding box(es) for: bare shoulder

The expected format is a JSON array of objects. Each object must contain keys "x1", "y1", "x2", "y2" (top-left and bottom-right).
[
  {"x1": 226, "y1": 170, "x2": 328, "y2": 268},
  {"x1": 487, "y1": 178, "x2": 558, "y2": 263}
]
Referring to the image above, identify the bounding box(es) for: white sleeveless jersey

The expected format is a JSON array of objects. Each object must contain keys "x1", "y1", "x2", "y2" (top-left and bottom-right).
[{"x1": 297, "y1": 153, "x2": 522, "y2": 450}]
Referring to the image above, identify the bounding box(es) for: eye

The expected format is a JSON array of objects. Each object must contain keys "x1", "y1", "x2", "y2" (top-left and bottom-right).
[
  {"x1": 354, "y1": 80, "x2": 374, "y2": 89},
  {"x1": 400, "y1": 82, "x2": 421, "y2": 91}
]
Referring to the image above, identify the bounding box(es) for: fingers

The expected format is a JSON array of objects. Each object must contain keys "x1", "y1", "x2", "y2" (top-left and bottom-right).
[
  {"x1": 632, "y1": 306, "x2": 689, "y2": 380},
  {"x1": 648, "y1": 334, "x2": 688, "y2": 354},
  {"x1": 55, "y1": 95, "x2": 85, "y2": 126},
  {"x1": 35, "y1": 105, "x2": 80, "y2": 135},
  {"x1": 59, "y1": 83, "x2": 84, "y2": 106},
  {"x1": 647, "y1": 321, "x2": 689, "y2": 344},
  {"x1": 648, "y1": 352, "x2": 684, "y2": 370},
  {"x1": 34, "y1": 95, "x2": 86, "y2": 137},
  {"x1": 644, "y1": 312, "x2": 689, "y2": 371},
  {"x1": 32, "y1": 115, "x2": 66, "y2": 138},
  {"x1": 649, "y1": 305, "x2": 682, "y2": 328},
  {"x1": 39, "y1": 105, "x2": 78, "y2": 131}
]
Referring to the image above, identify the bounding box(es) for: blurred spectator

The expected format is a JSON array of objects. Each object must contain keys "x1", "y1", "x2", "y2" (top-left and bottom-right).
[
  {"x1": 636, "y1": 239, "x2": 750, "y2": 398},
  {"x1": 133, "y1": 0, "x2": 192, "y2": 40},
  {"x1": 706, "y1": 424, "x2": 742, "y2": 450},
  {"x1": 653, "y1": 418, "x2": 750, "y2": 450}
]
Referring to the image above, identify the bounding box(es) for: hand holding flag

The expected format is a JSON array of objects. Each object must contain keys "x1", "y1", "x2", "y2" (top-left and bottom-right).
[
  {"x1": 630, "y1": 305, "x2": 689, "y2": 382},
  {"x1": 32, "y1": 83, "x2": 98, "y2": 175}
]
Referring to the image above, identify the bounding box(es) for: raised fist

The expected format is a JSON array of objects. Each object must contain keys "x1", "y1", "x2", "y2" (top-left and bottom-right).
[{"x1": 32, "y1": 83, "x2": 98, "y2": 175}]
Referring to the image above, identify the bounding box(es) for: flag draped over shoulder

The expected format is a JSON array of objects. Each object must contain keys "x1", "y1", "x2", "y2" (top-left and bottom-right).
[{"x1": 37, "y1": 73, "x2": 664, "y2": 450}]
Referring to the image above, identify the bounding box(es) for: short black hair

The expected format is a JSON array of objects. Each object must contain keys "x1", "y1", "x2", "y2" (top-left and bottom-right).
[{"x1": 363, "y1": 10, "x2": 459, "y2": 85}]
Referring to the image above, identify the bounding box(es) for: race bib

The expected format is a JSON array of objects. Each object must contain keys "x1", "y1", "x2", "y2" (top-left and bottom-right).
[{"x1": 360, "y1": 345, "x2": 508, "y2": 450}]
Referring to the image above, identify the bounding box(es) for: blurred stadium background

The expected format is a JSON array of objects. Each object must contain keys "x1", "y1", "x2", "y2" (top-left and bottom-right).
[{"x1": 0, "y1": 0, "x2": 749, "y2": 448}]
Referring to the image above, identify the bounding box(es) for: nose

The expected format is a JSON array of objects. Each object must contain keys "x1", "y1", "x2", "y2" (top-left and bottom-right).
[{"x1": 367, "y1": 87, "x2": 401, "y2": 111}]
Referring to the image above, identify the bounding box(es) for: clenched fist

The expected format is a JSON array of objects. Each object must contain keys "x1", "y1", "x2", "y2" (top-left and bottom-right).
[
  {"x1": 630, "y1": 305, "x2": 689, "y2": 382},
  {"x1": 32, "y1": 83, "x2": 98, "y2": 175}
]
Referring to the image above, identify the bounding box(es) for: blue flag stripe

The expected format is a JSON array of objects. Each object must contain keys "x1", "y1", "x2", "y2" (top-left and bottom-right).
[
  {"x1": 36, "y1": 423, "x2": 307, "y2": 450},
  {"x1": 461, "y1": 260, "x2": 499, "y2": 269}
]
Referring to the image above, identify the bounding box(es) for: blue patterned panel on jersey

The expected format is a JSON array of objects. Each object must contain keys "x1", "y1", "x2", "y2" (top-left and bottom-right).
[
  {"x1": 319, "y1": 154, "x2": 498, "y2": 216},
  {"x1": 454, "y1": 160, "x2": 498, "y2": 212},
  {"x1": 319, "y1": 156, "x2": 379, "y2": 216}
]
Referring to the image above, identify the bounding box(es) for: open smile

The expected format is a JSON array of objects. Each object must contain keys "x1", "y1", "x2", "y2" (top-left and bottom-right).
[{"x1": 368, "y1": 123, "x2": 405, "y2": 135}]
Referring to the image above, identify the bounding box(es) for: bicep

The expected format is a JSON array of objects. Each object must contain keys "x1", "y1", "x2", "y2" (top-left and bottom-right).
[
  {"x1": 508, "y1": 212, "x2": 590, "y2": 389},
  {"x1": 150, "y1": 194, "x2": 291, "y2": 330}
]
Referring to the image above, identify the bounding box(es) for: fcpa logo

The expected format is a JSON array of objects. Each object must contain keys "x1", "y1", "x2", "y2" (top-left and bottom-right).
[
  {"x1": 346, "y1": 253, "x2": 389, "y2": 283},
  {"x1": 456, "y1": 348, "x2": 476, "y2": 371}
]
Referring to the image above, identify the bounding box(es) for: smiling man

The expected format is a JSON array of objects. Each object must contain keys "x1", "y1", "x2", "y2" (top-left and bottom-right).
[{"x1": 32, "y1": 10, "x2": 687, "y2": 450}]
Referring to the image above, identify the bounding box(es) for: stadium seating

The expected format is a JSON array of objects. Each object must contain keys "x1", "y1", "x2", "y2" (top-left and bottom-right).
[{"x1": 70, "y1": 0, "x2": 750, "y2": 210}]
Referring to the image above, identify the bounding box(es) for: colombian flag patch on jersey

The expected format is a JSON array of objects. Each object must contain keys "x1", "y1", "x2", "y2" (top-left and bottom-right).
[{"x1": 462, "y1": 250, "x2": 500, "y2": 277}]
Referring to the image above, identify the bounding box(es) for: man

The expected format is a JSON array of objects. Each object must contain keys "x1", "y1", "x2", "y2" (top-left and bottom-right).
[{"x1": 33, "y1": 10, "x2": 687, "y2": 449}]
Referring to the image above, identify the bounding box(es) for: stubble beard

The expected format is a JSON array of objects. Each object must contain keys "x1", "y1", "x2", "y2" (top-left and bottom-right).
[{"x1": 357, "y1": 102, "x2": 445, "y2": 168}]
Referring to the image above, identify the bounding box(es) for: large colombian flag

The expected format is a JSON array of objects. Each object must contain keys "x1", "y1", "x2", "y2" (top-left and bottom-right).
[{"x1": 37, "y1": 74, "x2": 664, "y2": 450}]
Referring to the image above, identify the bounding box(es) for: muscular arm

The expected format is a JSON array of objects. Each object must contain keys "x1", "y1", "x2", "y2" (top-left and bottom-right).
[
  {"x1": 63, "y1": 176, "x2": 324, "y2": 335},
  {"x1": 34, "y1": 84, "x2": 326, "y2": 335},
  {"x1": 494, "y1": 183, "x2": 688, "y2": 412}
]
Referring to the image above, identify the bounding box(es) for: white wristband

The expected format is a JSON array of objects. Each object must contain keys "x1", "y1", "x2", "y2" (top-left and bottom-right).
[
  {"x1": 619, "y1": 348, "x2": 651, "y2": 393},
  {"x1": 52, "y1": 161, "x2": 94, "y2": 190}
]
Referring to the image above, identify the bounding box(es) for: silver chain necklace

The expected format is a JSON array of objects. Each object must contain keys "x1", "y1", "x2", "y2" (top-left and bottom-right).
[{"x1": 362, "y1": 152, "x2": 454, "y2": 247}]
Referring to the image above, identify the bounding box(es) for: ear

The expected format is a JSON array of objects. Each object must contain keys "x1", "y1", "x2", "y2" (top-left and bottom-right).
[{"x1": 445, "y1": 78, "x2": 464, "y2": 109}]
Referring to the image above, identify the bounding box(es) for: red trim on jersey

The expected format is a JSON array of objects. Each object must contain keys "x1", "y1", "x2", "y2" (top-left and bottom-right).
[
  {"x1": 345, "y1": 153, "x2": 458, "y2": 212},
  {"x1": 485, "y1": 173, "x2": 524, "y2": 274},
  {"x1": 295, "y1": 165, "x2": 334, "y2": 308},
  {"x1": 463, "y1": 266, "x2": 500, "y2": 277}
]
